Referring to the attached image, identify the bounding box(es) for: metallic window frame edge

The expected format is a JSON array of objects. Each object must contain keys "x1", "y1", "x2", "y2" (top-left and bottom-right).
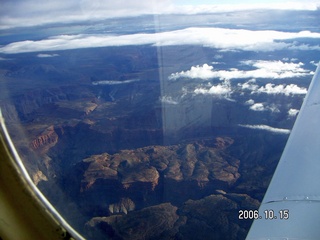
[{"x1": 0, "y1": 109, "x2": 85, "y2": 240}]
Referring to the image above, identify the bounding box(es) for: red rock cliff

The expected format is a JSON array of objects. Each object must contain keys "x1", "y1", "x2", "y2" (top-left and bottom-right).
[{"x1": 31, "y1": 125, "x2": 58, "y2": 152}]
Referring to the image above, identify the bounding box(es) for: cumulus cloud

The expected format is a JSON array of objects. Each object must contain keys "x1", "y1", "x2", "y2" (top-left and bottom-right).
[
  {"x1": 169, "y1": 64, "x2": 217, "y2": 80},
  {"x1": 37, "y1": 53, "x2": 59, "y2": 58},
  {"x1": 160, "y1": 96, "x2": 179, "y2": 105},
  {"x1": 250, "y1": 103, "x2": 266, "y2": 111},
  {"x1": 239, "y1": 80, "x2": 307, "y2": 96},
  {"x1": 241, "y1": 60, "x2": 312, "y2": 79},
  {"x1": 249, "y1": 102, "x2": 280, "y2": 112},
  {"x1": 288, "y1": 108, "x2": 299, "y2": 117},
  {"x1": 245, "y1": 99, "x2": 255, "y2": 105},
  {"x1": 254, "y1": 83, "x2": 307, "y2": 96},
  {"x1": 282, "y1": 57, "x2": 299, "y2": 62},
  {"x1": 238, "y1": 79, "x2": 259, "y2": 91},
  {"x1": 268, "y1": 104, "x2": 280, "y2": 113},
  {"x1": 239, "y1": 124, "x2": 291, "y2": 134},
  {"x1": 194, "y1": 84, "x2": 231, "y2": 96},
  {"x1": 1, "y1": 28, "x2": 320, "y2": 54},
  {"x1": 170, "y1": 60, "x2": 312, "y2": 81}
]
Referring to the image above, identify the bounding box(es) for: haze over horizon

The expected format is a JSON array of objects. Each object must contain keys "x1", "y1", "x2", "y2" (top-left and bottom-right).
[{"x1": 1, "y1": 0, "x2": 319, "y2": 29}]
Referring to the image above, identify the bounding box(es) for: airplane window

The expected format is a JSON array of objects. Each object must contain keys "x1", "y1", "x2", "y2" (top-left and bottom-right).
[{"x1": 0, "y1": 1, "x2": 319, "y2": 239}]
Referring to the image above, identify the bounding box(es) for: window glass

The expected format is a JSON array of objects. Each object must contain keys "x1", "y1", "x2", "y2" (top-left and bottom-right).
[{"x1": 0, "y1": 1, "x2": 319, "y2": 239}]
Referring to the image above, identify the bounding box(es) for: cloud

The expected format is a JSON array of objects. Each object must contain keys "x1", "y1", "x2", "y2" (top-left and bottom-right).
[
  {"x1": 92, "y1": 79, "x2": 140, "y2": 85},
  {"x1": 160, "y1": 96, "x2": 179, "y2": 105},
  {"x1": 214, "y1": 54, "x2": 223, "y2": 60},
  {"x1": 282, "y1": 57, "x2": 299, "y2": 62},
  {"x1": 268, "y1": 104, "x2": 280, "y2": 113},
  {"x1": 254, "y1": 83, "x2": 307, "y2": 95},
  {"x1": 239, "y1": 79, "x2": 308, "y2": 97},
  {"x1": 239, "y1": 124, "x2": 291, "y2": 134},
  {"x1": 238, "y1": 79, "x2": 259, "y2": 91},
  {"x1": 170, "y1": 60, "x2": 312, "y2": 81},
  {"x1": 37, "y1": 53, "x2": 59, "y2": 58},
  {"x1": 245, "y1": 99, "x2": 255, "y2": 105},
  {"x1": 288, "y1": 108, "x2": 299, "y2": 117},
  {"x1": 194, "y1": 83, "x2": 231, "y2": 96},
  {"x1": 244, "y1": 99, "x2": 255, "y2": 105},
  {"x1": 250, "y1": 103, "x2": 266, "y2": 111},
  {"x1": 310, "y1": 60, "x2": 319, "y2": 67},
  {"x1": 248, "y1": 102, "x2": 280, "y2": 112},
  {"x1": 1, "y1": 28, "x2": 320, "y2": 54},
  {"x1": 169, "y1": 64, "x2": 216, "y2": 80},
  {"x1": 241, "y1": 60, "x2": 312, "y2": 78}
]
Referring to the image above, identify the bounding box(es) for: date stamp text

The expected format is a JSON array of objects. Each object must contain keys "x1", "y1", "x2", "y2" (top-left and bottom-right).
[{"x1": 238, "y1": 209, "x2": 289, "y2": 220}]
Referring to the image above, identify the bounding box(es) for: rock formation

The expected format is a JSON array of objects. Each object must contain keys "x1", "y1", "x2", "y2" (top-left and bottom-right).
[
  {"x1": 32, "y1": 170, "x2": 48, "y2": 185},
  {"x1": 85, "y1": 193, "x2": 259, "y2": 240},
  {"x1": 80, "y1": 137, "x2": 240, "y2": 196},
  {"x1": 31, "y1": 125, "x2": 58, "y2": 152}
]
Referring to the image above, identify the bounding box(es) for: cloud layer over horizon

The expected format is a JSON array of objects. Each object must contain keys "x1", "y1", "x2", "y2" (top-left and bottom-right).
[{"x1": 1, "y1": 27, "x2": 320, "y2": 54}]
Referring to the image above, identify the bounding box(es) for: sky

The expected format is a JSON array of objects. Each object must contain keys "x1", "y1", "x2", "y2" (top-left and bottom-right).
[
  {"x1": 0, "y1": 0, "x2": 319, "y2": 29},
  {"x1": 175, "y1": 0, "x2": 315, "y2": 5}
]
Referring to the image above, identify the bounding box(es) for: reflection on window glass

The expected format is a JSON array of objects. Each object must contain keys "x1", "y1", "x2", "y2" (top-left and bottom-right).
[{"x1": 0, "y1": 1, "x2": 319, "y2": 239}]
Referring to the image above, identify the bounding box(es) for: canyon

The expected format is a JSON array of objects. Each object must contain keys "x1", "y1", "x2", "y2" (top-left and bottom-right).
[{"x1": 0, "y1": 45, "x2": 298, "y2": 239}]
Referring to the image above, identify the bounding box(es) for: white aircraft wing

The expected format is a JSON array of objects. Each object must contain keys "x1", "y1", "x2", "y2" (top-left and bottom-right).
[{"x1": 247, "y1": 63, "x2": 320, "y2": 240}]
